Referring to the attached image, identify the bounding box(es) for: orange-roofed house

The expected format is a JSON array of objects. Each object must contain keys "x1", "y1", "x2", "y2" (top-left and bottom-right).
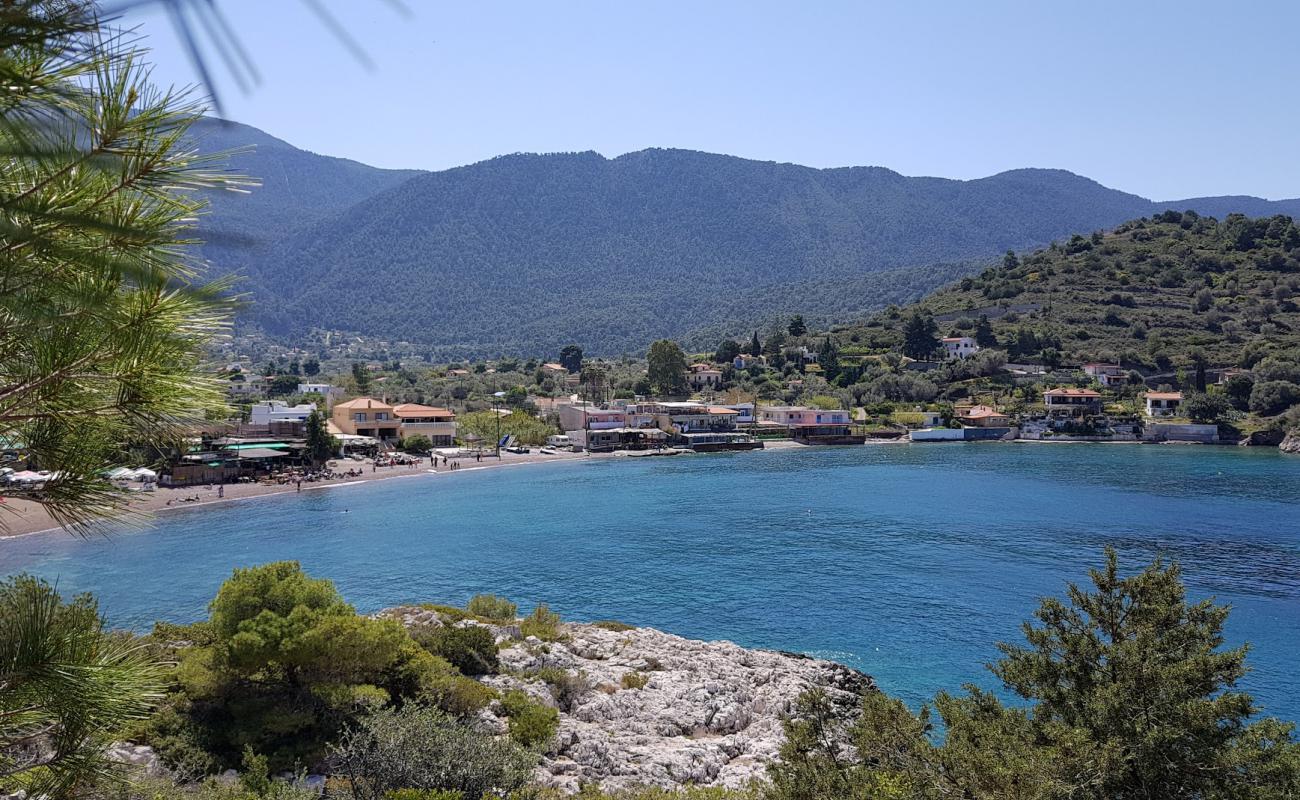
[
  {"x1": 1144, "y1": 391, "x2": 1184, "y2": 418},
  {"x1": 331, "y1": 397, "x2": 401, "y2": 442},
  {"x1": 958, "y1": 405, "x2": 1012, "y2": 427},
  {"x1": 688, "y1": 363, "x2": 723, "y2": 390},
  {"x1": 1042, "y1": 388, "x2": 1102, "y2": 416},
  {"x1": 394, "y1": 403, "x2": 457, "y2": 446}
]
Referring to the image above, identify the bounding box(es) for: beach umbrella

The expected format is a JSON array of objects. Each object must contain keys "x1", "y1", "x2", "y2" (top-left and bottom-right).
[{"x1": 131, "y1": 467, "x2": 158, "y2": 481}]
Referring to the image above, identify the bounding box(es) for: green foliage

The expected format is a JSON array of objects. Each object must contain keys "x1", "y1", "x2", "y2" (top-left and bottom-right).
[
  {"x1": 620, "y1": 671, "x2": 650, "y2": 690},
  {"x1": 0, "y1": 575, "x2": 165, "y2": 799},
  {"x1": 458, "y1": 410, "x2": 555, "y2": 446},
  {"x1": 559, "y1": 345, "x2": 584, "y2": 373},
  {"x1": 0, "y1": 1, "x2": 240, "y2": 531},
  {"x1": 466, "y1": 594, "x2": 518, "y2": 622},
  {"x1": 1181, "y1": 392, "x2": 1231, "y2": 423},
  {"x1": 765, "y1": 549, "x2": 1300, "y2": 799},
  {"x1": 383, "y1": 789, "x2": 461, "y2": 800},
  {"x1": 647, "y1": 339, "x2": 689, "y2": 396},
  {"x1": 413, "y1": 624, "x2": 499, "y2": 676},
  {"x1": 901, "y1": 313, "x2": 939, "y2": 360},
  {"x1": 499, "y1": 690, "x2": 560, "y2": 748},
  {"x1": 1250, "y1": 380, "x2": 1300, "y2": 415},
  {"x1": 533, "y1": 667, "x2": 591, "y2": 713},
  {"x1": 153, "y1": 562, "x2": 418, "y2": 770},
  {"x1": 520, "y1": 604, "x2": 563, "y2": 642},
  {"x1": 304, "y1": 409, "x2": 337, "y2": 465},
  {"x1": 398, "y1": 434, "x2": 433, "y2": 453},
  {"x1": 329, "y1": 704, "x2": 534, "y2": 800},
  {"x1": 845, "y1": 214, "x2": 1300, "y2": 372}
]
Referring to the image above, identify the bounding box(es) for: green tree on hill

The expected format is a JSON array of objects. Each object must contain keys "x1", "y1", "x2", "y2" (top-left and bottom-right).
[
  {"x1": 901, "y1": 312, "x2": 940, "y2": 360},
  {"x1": 788, "y1": 315, "x2": 808, "y2": 337},
  {"x1": 352, "y1": 361, "x2": 373, "y2": 395},
  {"x1": 647, "y1": 339, "x2": 688, "y2": 396},
  {"x1": 749, "y1": 331, "x2": 763, "y2": 357},
  {"x1": 559, "y1": 344, "x2": 584, "y2": 373},
  {"x1": 974, "y1": 314, "x2": 998, "y2": 348},
  {"x1": 715, "y1": 339, "x2": 743, "y2": 364}
]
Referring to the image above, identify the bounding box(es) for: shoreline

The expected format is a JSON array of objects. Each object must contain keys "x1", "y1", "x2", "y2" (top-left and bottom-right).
[
  {"x1": 0, "y1": 441, "x2": 810, "y2": 541},
  {"x1": 0, "y1": 436, "x2": 1278, "y2": 541}
]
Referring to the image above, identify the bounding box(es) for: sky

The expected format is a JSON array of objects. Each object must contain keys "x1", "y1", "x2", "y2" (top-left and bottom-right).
[{"x1": 122, "y1": 0, "x2": 1300, "y2": 201}]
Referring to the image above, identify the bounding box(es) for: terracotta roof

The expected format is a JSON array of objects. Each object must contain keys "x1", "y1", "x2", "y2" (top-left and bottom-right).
[
  {"x1": 393, "y1": 403, "x2": 455, "y2": 418},
  {"x1": 942, "y1": 337, "x2": 968, "y2": 342},
  {"x1": 1145, "y1": 391, "x2": 1183, "y2": 401},
  {"x1": 706, "y1": 406, "x2": 740, "y2": 414},
  {"x1": 332, "y1": 397, "x2": 393, "y2": 410},
  {"x1": 542, "y1": 362, "x2": 565, "y2": 370},
  {"x1": 1043, "y1": 388, "x2": 1101, "y2": 398}
]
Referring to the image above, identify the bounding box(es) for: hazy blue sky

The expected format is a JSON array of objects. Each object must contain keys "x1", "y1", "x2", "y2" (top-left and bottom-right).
[{"x1": 125, "y1": 0, "x2": 1298, "y2": 200}]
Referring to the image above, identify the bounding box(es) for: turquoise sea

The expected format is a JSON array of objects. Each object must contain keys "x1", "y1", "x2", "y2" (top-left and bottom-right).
[{"x1": 2, "y1": 444, "x2": 1298, "y2": 722}]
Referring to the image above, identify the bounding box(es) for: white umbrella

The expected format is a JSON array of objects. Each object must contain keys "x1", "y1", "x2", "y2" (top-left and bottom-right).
[{"x1": 131, "y1": 467, "x2": 158, "y2": 481}]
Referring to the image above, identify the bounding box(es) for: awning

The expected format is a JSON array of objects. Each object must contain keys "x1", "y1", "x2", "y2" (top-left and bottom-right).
[{"x1": 231, "y1": 448, "x2": 290, "y2": 459}]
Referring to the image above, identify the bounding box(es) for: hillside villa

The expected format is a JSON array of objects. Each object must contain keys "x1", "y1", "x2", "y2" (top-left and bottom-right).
[
  {"x1": 1043, "y1": 388, "x2": 1103, "y2": 416},
  {"x1": 1144, "y1": 391, "x2": 1184, "y2": 418},
  {"x1": 942, "y1": 336, "x2": 980, "y2": 360},
  {"x1": 688, "y1": 363, "x2": 723, "y2": 390},
  {"x1": 1082, "y1": 363, "x2": 1127, "y2": 388}
]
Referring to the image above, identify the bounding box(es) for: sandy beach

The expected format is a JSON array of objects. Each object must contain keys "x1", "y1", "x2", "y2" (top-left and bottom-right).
[
  {"x1": 0, "y1": 448, "x2": 597, "y2": 540},
  {"x1": 0, "y1": 442, "x2": 811, "y2": 540}
]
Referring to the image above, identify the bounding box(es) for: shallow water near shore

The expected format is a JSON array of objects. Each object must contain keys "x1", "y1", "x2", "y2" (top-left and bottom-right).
[{"x1": 2, "y1": 443, "x2": 1299, "y2": 721}]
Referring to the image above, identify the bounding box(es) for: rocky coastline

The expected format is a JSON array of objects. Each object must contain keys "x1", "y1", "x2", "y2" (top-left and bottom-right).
[{"x1": 380, "y1": 606, "x2": 874, "y2": 792}]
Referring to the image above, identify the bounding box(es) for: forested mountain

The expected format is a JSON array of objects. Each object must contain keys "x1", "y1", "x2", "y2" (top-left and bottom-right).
[
  {"x1": 841, "y1": 211, "x2": 1300, "y2": 370},
  {"x1": 191, "y1": 121, "x2": 1300, "y2": 356},
  {"x1": 186, "y1": 117, "x2": 422, "y2": 280}
]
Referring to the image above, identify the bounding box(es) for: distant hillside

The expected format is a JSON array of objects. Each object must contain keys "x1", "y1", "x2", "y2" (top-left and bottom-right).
[
  {"x1": 841, "y1": 211, "x2": 1300, "y2": 369},
  {"x1": 186, "y1": 117, "x2": 422, "y2": 281},
  {"x1": 188, "y1": 122, "x2": 1300, "y2": 356}
]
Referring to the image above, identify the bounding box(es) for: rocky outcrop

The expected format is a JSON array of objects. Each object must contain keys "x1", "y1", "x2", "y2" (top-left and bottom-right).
[
  {"x1": 380, "y1": 607, "x2": 874, "y2": 793},
  {"x1": 1239, "y1": 429, "x2": 1285, "y2": 447},
  {"x1": 1281, "y1": 430, "x2": 1300, "y2": 454}
]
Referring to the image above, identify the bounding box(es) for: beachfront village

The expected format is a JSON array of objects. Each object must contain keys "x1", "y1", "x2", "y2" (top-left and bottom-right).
[{"x1": 81, "y1": 314, "x2": 1286, "y2": 491}]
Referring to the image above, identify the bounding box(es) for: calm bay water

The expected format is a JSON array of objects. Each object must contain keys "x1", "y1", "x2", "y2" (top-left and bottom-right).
[{"x1": 2, "y1": 444, "x2": 1298, "y2": 721}]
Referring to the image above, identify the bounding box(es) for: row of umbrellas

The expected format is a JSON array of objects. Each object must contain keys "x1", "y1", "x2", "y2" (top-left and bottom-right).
[{"x1": 0, "y1": 466, "x2": 157, "y2": 485}]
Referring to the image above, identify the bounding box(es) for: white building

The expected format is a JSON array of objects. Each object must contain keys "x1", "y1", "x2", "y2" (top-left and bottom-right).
[
  {"x1": 687, "y1": 363, "x2": 723, "y2": 390},
  {"x1": 297, "y1": 382, "x2": 344, "y2": 404},
  {"x1": 1144, "y1": 391, "x2": 1183, "y2": 418},
  {"x1": 942, "y1": 337, "x2": 980, "y2": 360},
  {"x1": 249, "y1": 400, "x2": 316, "y2": 426}
]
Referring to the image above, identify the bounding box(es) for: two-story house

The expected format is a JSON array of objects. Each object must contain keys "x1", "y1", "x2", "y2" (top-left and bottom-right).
[
  {"x1": 393, "y1": 403, "x2": 457, "y2": 446},
  {"x1": 1042, "y1": 388, "x2": 1103, "y2": 416},
  {"x1": 331, "y1": 397, "x2": 401, "y2": 442},
  {"x1": 1082, "y1": 363, "x2": 1127, "y2": 388},
  {"x1": 942, "y1": 337, "x2": 980, "y2": 360}
]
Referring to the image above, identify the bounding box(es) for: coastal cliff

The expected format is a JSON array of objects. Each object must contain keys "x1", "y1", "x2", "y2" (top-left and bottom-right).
[{"x1": 379, "y1": 606, "x2": 874, "y2": 792}]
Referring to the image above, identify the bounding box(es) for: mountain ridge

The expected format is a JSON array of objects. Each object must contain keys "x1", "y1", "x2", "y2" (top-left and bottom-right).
[{"x1": 188, "y1": 119, "x2": 1300, "y2": 356}]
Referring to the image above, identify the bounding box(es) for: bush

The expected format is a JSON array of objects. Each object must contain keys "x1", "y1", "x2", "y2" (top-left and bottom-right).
[
  {"x1": 520, "y1": 604, "x2": 563, "y2": 641},
  {"x1": 535, "y1": 667, "x2": 591, "y2": 712},
  {"x1": 621, "y1": 671, "x2": 649, "y2": 690},
  {"x1": 591, "y1": 620, "x2": 634, "y2": 632},
  {"x1": 383, "y1": 790, "x2": 461, "y2": 800},
  {"x1": 399, "y1": 434, "x2": 432, "y2": 453},
  {"x1": 414, "y1": 625, "x2": 499, "y2": 676},
  {"x1": 1181, "y1": 392, "x2": 1230, "y2": 424},
  {"x1": 329, "y1": 705, "x2": 534, "y2": 800},
  {"x1": 466, "y1": 594, "x2": 518, "y2": 622},
  {"x1": 499, "y1": 689, "x2": 559, "y2": 748},
  {"x1": 421, "y1": 671, "x2": 495, "y2": 717},
  {"x1": 1249, "y1": 380, "x2": 1300, "y2": 415}
]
